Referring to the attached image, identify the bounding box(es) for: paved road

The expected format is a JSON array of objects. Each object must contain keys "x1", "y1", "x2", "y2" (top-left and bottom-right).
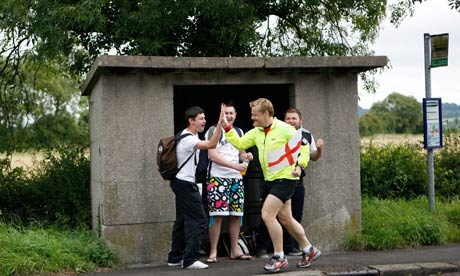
[{"x1": 82, "y1": 243, "x2": 460, "y2": 276}]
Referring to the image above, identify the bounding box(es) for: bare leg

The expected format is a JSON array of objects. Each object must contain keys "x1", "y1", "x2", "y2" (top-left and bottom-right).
[
  {"x1": 208, "y1": 216, "x2": 223, "y2": 259},
  {"x1": 277, "y1": 199, "x2": 310, "y2": 249},
  {"x1": 228, "y1": 216, "x2": 242, "y2": 258},
  {"x1": 261, "y1": 194, "x2": 285, "y2": 253}
]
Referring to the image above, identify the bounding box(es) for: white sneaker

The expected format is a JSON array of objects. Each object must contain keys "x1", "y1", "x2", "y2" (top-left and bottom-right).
[
  {"x1": 185, "y1": 260, "x2": 209, "y2": 269},
  {"x1": 167, "y1": 260, "x2": 183, "y2": 267}
]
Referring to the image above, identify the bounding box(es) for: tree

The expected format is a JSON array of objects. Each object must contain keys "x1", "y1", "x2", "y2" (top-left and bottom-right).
[
  {"x1": 28, "y1": 112, "x2": 88, "y2": 149},
  {"x1": 359, "y1": 112, "x2": 386, "y2": 136},
  {"x1": 1, "y1": 0, "x2": 389, "y2": 153},
  {"x1": 0, "y1": 56, "x2": 85, "y2": 156},
  {"x1": 1, "y1": 0, "x2": 388, "y2": 73},
  {"x1": 359, "y1": 92, "x2": 423, "y2": 135}
]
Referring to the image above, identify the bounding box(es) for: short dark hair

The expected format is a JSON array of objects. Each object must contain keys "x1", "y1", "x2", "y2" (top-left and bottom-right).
[
  {"x1": 185, "y1": 106, "x2": 205, "y2": 124},
  {"x1": 223, "y1": 99, "x2": 236, "y2": 110},
  {"x1": 284, "y1": 107, "x2": 302, "y2": 120}
]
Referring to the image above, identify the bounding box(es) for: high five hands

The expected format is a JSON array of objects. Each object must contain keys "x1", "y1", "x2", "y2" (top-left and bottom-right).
[{"x1": 220, "y1": 103, "x2": 229, "y2": 128}]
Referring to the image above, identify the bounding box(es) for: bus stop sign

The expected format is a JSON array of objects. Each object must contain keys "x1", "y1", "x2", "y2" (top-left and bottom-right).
[{"x1": 431, "y1": 33, "x2": 449, "y2": 68}]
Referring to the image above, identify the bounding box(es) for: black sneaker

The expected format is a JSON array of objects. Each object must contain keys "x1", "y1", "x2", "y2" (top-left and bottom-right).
[
  {"x1": 256, "y1": 249, "x2": 269, "y2": 259},
  {"x1": 287, "y1": 248, "x2": 302, "y2": 256},
  {"x1": 167, "y1": 260, "x2": 183, "y2": 267}
]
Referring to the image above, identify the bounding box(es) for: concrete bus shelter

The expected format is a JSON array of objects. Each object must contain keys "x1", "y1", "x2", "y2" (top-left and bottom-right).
[{"x1": 81, "y1": 56, "x2": 387, "y2": 266}]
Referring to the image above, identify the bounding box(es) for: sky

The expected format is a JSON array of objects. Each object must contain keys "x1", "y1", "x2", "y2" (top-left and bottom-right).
[{"x1": 358, "y1": 0, "x2": 460, "y2": 109}]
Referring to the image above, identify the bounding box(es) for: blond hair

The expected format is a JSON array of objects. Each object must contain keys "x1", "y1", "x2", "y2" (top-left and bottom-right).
[{"x1": 250, "y1": 98, "x2": 274, "y2": 117}]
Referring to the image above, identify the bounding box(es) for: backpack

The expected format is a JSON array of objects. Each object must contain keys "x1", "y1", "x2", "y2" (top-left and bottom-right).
[
  {"x1": 157, "y1": 132, "x2": 196, "y2": 181},
  {"x1": 195, "y1": 126, "x2": 243, "y2": 183},
  {"x1": 219, "y1": 228, "x2": 257, "y2": 256}
]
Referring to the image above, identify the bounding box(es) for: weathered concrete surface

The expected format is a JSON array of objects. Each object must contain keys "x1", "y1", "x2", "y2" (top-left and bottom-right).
[
  {"x1": 82, "y1": 56, "x2": 387, "y2": 265},
  {"x1": 81, "y1": 56, "x2": 387, "y2": 96},
  {"x1": 80, "y1": 243, "x2": 460, "y2": 275}
]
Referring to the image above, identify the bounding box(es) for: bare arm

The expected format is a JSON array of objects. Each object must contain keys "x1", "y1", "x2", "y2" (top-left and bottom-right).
[
  {"x1": 208, "y1": 148, "x2": 247, "y2": 172},
  {"x1": 196, "y1": 104, "x2": 225, "y2": 150},
  {"x1": 310, "y1": 139, "x2": 323, "y2": 161}
]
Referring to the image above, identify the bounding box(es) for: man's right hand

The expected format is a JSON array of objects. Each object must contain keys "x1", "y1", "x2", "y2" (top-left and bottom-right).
[
  {"x1": 220, "y1": 103, "x2": 229, "y2": 128},
  {"x1": 310, "y1": 139, "x2": 324, "y2": 161},
  {"x1": 316, "y1": 139, "x2": 324, "y2": 153}
]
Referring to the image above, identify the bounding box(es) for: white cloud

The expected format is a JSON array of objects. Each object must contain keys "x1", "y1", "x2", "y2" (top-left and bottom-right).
[{"x1": 359, "y1": 0, "x2": 460, "y2": 109}]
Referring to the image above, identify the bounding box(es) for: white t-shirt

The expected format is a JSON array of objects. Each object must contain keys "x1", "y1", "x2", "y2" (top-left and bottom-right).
[
  {"x1": 205, "y1": 127, "x2": 243, "y2": 179},
  {"x1": 301, "y1": 127, "x2": 317, "y2": 153},
  {"x1": 175, "y1": 129, "x2": 200, "y2": 183}
]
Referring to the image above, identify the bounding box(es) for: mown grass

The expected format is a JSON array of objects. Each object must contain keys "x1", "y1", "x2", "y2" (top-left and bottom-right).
[
  {"x1": 345, "y1": 196, "x2": 460, "y2": 251},
  {"x1": 0, "y1": 223, "x2": 116, "y2": 276}
]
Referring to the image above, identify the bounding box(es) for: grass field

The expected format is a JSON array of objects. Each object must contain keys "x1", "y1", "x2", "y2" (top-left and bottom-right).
[
  {"x1": 1, "y1": 151, "x2": 44, "y2": 169},
  {"x1": 361, "y1": 134, "x2": 424, "y2": 147},
  {"x1": 15, "y1": 152, "x2": 44, "y2": 168},
  {"x1": 2, "y1": 149, "x2": 89, "y2": 170}
]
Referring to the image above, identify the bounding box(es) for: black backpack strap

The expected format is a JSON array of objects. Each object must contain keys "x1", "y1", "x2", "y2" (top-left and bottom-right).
[
  {"x1": 176, "y1": 133, "x2": 196, "y2": 173},
  {"x1": 301, "y1": 129, "x2": 312, "y2": 145},
  {"x1": 177, "y1": 149, "x2": 196, "y2": 172},
  {"x1": 233, "y1": 126, "x2": 243, "y2": 137}
]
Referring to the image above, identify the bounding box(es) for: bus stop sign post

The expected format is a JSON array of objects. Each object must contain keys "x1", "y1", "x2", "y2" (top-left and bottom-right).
[{"x1": 424, "y1": 33, "x2": 448, "y2": 212}]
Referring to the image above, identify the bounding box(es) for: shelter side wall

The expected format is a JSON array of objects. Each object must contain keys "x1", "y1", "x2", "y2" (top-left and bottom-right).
[
  {"x1": 96, "y1": 72, "x2": 176, "y2": 225},
  {"x1": 90, "y1": 72, "x2": 176, "y2": 264},
  {"x1": 89, "y1": 79, "x2": 104, "y2": 232},
  {"x1": 295, "y1": 72, "x2": 361, "y2": 251}
]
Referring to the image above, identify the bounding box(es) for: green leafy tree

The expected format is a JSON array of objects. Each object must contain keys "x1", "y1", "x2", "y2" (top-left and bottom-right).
[
  {"x1": 443, "y1": 103, "x2": 460, "y2": 119},
  {"x1": 28, "y1": 112, "x2": 88, "y2": 149},
  {"x1": 0, "y1": 57, "x2": 86, "y2": 155},
  {"x1": 1, "y1": 0, "x2": 389, "y2": 153},
  {"x1": 1, "y1": 0, "x2": 388, "y2": 73},
  {"x1": 359, "y1": 92, "x2": 423, "y2": 135},
  {"x1": 2, "y1": 1, "x2": 457, "y2": 153},
  {"x1": 359, "y1": 112, "x2": 386, "y2": 136}
]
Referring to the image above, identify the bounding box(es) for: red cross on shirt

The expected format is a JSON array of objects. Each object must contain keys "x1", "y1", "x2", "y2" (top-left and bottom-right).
[{"x1": 268, "y1": 140, "x2": 302, "y2": 167}]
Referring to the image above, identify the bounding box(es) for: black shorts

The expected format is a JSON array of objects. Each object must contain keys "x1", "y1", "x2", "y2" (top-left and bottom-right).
[{"x1": 264, "y1": 179, "x2": 298, "y2": 203}]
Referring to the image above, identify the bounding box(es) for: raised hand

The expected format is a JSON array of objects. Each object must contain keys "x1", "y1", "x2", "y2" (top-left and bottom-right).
[
  {"x1": 316, "y1": 139, "x2": 324, "y2": 152},
  {"x1": 220, "y1": 103, "x2": 229, "y2": 127}
]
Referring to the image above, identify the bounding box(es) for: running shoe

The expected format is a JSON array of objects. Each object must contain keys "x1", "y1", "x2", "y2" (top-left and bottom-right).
[
  {"x1": 297, "y1": 246, "x2": 321, "y2": 268},
  {"x1": 264, "y1": 255, "x2": 288, "y2": 273},
  {"x1": 184, "y1": 260, "x2": 209, "y2": 269}
]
